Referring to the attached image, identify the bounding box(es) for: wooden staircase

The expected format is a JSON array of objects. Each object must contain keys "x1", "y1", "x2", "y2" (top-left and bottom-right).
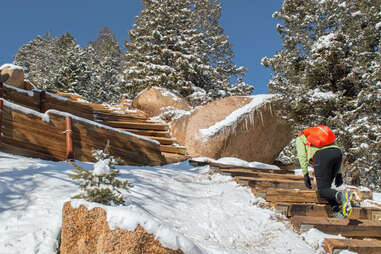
[
  {"x1": 76, "y1": 100, "x2": 189, "y2": 163},
  {"x1": 190, "y1": 159, "x2": 381, "y2": 254}
]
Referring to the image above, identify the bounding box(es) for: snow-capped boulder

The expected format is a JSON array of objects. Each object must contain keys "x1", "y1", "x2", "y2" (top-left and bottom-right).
[
  {"x1": 60, "y1": 201, "x2": 184, "y2": 254},
  {"x1": 170, "y1": 95, "x2": 292, "y2": 164},
  {"x1": 132, "y1": 87, "x2": 191, "y2": 117},
  {"x1": 0, "y1": 63, "x2": 25, "y2": 88}
]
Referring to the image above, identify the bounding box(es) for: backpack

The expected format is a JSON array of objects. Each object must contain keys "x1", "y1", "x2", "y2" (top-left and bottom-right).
[{"x1": 299, "y1": 125, "x2": 336, "y2": 148}]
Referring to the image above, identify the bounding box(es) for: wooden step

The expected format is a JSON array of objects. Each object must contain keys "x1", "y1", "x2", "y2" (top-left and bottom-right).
[
  {"x1": 251, "y1": 187, "x2": 371, "y2": 205},
  {"x1": 323, "y1": 238, "x2": 381, "y2": 254},
  {"x1": 162, "y1": 152, "x2": 189, "y2": 164},
  {"x1": 220, "y1": 169, "x2": 303, "y2": 180},
  {"x1": 217, "y1": 167, "x2": 294, "y2": 175},
  {"x1": 188, "y1": 159, "x2": 294, "y2": 174},
  {"x1": 116, "y1": 128, "x2": 171, "y2": 138},
  {"x1": 272, "y1": 203, "x2": 381, "y2": 221},
  {"x1": 104, "y1": 121, "x2": 169, "y2": 131},
  {"x1": 159, "y1": 145, "x2": 187, "y2": 156},
  {"x1": 143, "y1": 136, "x2": 177, "y2": 145},
  {"x1": 236, "y1": 176, "x2": 306, "y2": 190},
  {"x1": 291, "y1": 216, "x2": 381, "y2": 239},
  {"x1": 94, "y1": 112, "x2": 148, "y2": 122},
  {"x1": 251, "y1": 188, "x2": 328, "y2": 204}
]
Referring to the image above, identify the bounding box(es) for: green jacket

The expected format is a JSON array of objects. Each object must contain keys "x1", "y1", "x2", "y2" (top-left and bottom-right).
[{"x1": 295, "y1": 134, "x2": 342, "y2": 175}]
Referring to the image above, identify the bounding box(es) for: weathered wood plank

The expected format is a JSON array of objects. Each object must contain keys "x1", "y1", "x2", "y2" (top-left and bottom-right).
[
  {"x1": 323, "y1": 238, "x2": 381, "y2": 254},
  {"x1": 273, "y1": 203, "x2": 381, "y2": 220},
  {"x1": 251, "y1": 188, "x2": 328, "y2": 204},
  {"x1": 0, "y1": 136, "x2": 65, "y2": 161},
  {"x1": 188, "y1": 159, "x2": 292, "y2": 174},
  {"x1": 223, "y1": 170, "x2": 302, "y2": 180},
  {"x1": 105, "y1": 120, "x2": 169, "y2": 131},
  {"x1": 2, "y1": 86, "x2": 40, "y2": 111},
  {"x1": 1, "y1": 101, "x2": 167, "y2": 165},
  {"x1": 159, "y1": 145, "x2": 187, "y2": 155},
  {"x1": 236, "y1": 176, "x2": 306, "y2": 190},
  {"x1": 291, "y1": 216, "x2": 381, "y2": 239},
  {"x1": 116, "y1": 128, "x2": 171, "y2": 138}
]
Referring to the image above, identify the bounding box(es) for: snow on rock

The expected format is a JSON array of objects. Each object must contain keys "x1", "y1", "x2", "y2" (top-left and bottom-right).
[
  {"x1": 70, "y1": 200, "x2": 203, "y2": 254},
  {"x1": 198, "y1": 94, "x2": 275, "y2": 142},
  {"x1": 0, "y1": 63, "x2": 25, "y2": 71}
]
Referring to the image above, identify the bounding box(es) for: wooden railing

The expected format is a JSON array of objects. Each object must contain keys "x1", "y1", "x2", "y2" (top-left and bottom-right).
[{"x1": 0, "y1": 82, "x2": 166, "y2": 165}]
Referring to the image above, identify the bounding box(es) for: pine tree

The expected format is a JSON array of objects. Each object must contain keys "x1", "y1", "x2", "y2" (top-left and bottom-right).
[
  {"x1": 123, "y1": 0, "x2": 253, "y2": 105},
  {"x1": 69, "y1": 141, "x2": 133, "y2": 206},
  {"x1": 14, "y1": 29, "x2": 125, "y2": 104},
  {"x1": 262, "y1": 0, "x2": 381, "y2": 190}
]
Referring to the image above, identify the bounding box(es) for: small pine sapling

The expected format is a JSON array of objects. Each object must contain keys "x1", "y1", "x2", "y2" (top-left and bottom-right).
[{"x1": 69, "y1": 141, "x2": 133, "y2": 206}]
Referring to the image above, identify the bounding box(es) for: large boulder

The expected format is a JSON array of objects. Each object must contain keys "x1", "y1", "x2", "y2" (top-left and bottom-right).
[
  {"x1": 0, "y1": 63, "x2": 25, "y2": 88},
  {"x1": 132, "y1": 87, "x2": 191, "y2": 118},
  {"x1": 60, "y1": 201, "x2": 184, "y2": 254},
  {"x1": 170, "y1": 95, "x2": 293, "y2": 164}
]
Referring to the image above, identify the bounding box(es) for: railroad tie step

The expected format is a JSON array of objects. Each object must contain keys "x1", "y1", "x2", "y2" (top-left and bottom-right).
[
  {"x1": 272, "y1": 203, "x2": 381, "y2": 221},
  {"x1": 291, "y1": 216, "x2": 381, "y2": 239},
  {"x1": 323, "y1": 238, "x2": 381, "y2": 254}
]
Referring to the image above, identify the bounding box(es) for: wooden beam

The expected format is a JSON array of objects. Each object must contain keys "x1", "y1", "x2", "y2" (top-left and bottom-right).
[
  {"x1": 116, "y1": 128, "x2": 171, "y2": 138},
  {"x1": 291, "y1": 216, "x2": 381, "y2": 239},
  {"x1": 323, "y1": 238, "x2": 381, "y2": 254},
  {"x1": 235, "y1": 176, "x2": 306, "y2": 190},
  {"x1": 251, "y1": 188, "x2": 328, "y2": 204},
  {"x1": 221, "y1": 169, "x2": 303, "y2": 181},
  {"x1": 104, "y1": 120, "x2": 169, "y2": 131},
  {"x1": 189, "y1": 160, "x2": 294, "y2": 174},
  {"x1": 273, "y1": 203, "x2": 381, "y2": 220},
  {"x1": 159, "y1": 145, "x2": 187, "y2": 155}
]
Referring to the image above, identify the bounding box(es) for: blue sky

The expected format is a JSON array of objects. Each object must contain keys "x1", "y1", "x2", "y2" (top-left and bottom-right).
[{"x1": 1, "y1": 0, "x2": 283, "y2": 94}]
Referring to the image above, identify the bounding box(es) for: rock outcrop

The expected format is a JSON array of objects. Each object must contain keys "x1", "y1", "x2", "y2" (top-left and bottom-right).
[
  {"x1": 0, "y1": 64, "x2": 25, "y2": 88},
  {"x1": 170, "y1": 95, "x2": 292, "y2": 164},
  {"x1": 132, "y1": 87, "x2": 191, "y2": 117},
  {"x1": 60, "y1": 201, "x2": 184, "y2": 254}
]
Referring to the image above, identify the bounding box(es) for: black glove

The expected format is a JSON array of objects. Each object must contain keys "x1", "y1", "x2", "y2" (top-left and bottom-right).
[
  {"x1": 335, "y1": 173, "x2": 343, "y2": 187},
  {"x1": 304, "y1": 174, "x2": 312, "y2": 189}
]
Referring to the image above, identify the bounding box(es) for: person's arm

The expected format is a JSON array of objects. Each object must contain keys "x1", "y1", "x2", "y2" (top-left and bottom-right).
[{"x1": 295, "y1": 135, "x2": 308, "y2": 175}]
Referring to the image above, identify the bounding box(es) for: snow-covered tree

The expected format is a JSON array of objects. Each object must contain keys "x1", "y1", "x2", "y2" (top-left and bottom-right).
[
  {"x1": 14, "y1": 32, "x2": 76, "y2": 88},
  {"x1": 14, "y1": 29, "x2": 125, "y2": 104},
  {"x1": 69, "y1": 141, "x2": 133, "y2": 206},
  {"x1": 262, "y1": 0, "x2": 381, "y2": 190},
  {"x1": 123, "y1": 0, "x2": 253, "y2": 105}
]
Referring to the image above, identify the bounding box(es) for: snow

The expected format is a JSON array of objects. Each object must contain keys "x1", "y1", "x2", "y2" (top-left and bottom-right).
[
  {"x1": 312, "y1": 33, "x2": 336, "y2": 51},
  {"x1": 92, "y1": 159, "x2": 111, "y2": 175},
  {"x1": 199, "y1": 94, "x2": 275, "y2": 142},
  {"x1": 0, "y1": 63, "x2": 24, "y2": 71},
  {"x1": 308, "y1": 88, "x2": 336, "y2": 102},
  {"x1": 3, "y1": 83, "x2": 34, "y2": 97},
  {"x1": 2, "y1": 152, "x2": 374, "y2": 254},
  {"x1": 192, "y1": 157, "x2": 280, "y2": 170}
]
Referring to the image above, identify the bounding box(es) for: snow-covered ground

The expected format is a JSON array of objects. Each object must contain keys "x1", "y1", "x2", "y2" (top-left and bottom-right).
[{"x1": 1, "y1": 152, "x2": 379, "y2": 254}]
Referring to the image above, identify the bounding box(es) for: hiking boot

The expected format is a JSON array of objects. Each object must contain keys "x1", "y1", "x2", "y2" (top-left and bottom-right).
[
  {"x1": 336, "y1": 191, "x2": 354, "y2": 217},
  {"x1": 333, "y1": 211, "x2": 345, "y2": 219}
]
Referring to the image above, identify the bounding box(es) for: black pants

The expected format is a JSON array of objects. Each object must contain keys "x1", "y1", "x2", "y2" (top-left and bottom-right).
[{"x1": 313, "y1": 148, "x2": 342, "y2": 209}]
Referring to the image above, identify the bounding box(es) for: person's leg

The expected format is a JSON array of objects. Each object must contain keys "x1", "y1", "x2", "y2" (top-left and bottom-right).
[{"x1": 313, "y1": 148, "x2": 342, "y2": 209}]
